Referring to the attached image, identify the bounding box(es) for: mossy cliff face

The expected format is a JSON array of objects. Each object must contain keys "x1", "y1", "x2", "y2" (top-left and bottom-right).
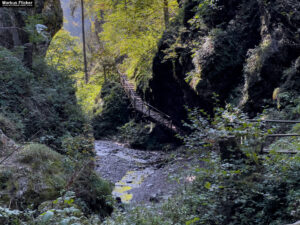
[
  {"x1": 241, "y1": 0, "x2": 300, "y2": 114},
  {"x1": 0, "y1": 0, "x2": 63, "y2": 53},
  {"x1": 146, "y1": 0, "x2": 300, "y2": 121}
]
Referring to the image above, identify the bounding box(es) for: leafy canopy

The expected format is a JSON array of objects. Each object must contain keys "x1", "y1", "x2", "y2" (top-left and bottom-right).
[{"x1": 87, "y1": 0, "x2": 178, "y2": 87}]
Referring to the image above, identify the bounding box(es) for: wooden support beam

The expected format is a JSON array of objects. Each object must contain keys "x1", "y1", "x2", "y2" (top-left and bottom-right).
[
  {"x1": 267, "y1": 134, "x2": 300, "y2": 137},
  {"x1": 263, "y1": 149, "x2": 298, "y2": 154},
  {"x1": 249, "y1": 119, "x2": 300, "y2": 124}
]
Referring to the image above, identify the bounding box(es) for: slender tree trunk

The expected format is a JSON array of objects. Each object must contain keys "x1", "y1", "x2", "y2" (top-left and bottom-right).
[
  {"x1": 103, "y1": 65, "x2": 107, "y2": 82},
  {"x1": 81, "y1": 0, "x2": 88, "y2": 83},
  {"x1": 163, "y1": 0, "x2": 170, "y2": 29},
  {"x1": 23, "y1": 43, "x2": 33, "y2": 69}
]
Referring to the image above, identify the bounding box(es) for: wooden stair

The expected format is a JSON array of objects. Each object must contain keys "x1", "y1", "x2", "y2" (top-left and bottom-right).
[{"x1": 119, "y1": 73, "x2": 182, "y2": 134}]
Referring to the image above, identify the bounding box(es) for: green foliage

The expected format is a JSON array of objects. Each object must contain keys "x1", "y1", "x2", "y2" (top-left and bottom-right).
[
  {"x1": 62, "y1": 133, "x2": 95, "y2": 159},
  {"x1": 24, "y1": 14, "x2": 48, "y2": 44},
  {"x1": 188, "y1": 0, "x2": 221, "y2": 28},
  {"x1": 36, "y1": 191, "x2": 102, "y2": 225},
  {"x1": 182, "y1": 104, "x2": 267, "y2": 156},
  {"x1": 0, "y1": 47, "x2": 87, "y2": 151},
  {"x1": 46, "y1": 29, "x2": 82, "y2": 74},
  {"x1": 17, "y1": 143, "x2": 63, "y2": 168},
  {"x1": 0, "y1": 114, "x2": 23, "y2": 141},
  {"x1": 0, "y1": 206, "x2": 34, "y2": 225},
  {"x1": 181, "y1": 152, "x2": 300, "y2": 225},
  {"x1": 71, "y1": 171, "x2": 113, "y2": 217},
  {"x1": 0, "y1": 142, "x2": 112, "y2": 219},
  {"x1": 46, "y1": 29, "x2": 105, "y2": 116},
  {"x1": 93, "y1": 81, "x2": 130, "y2": 139},
  {"x1": 119, "y1": 120, "x2": 163, "y2": 150},
  {"x1": 104, "y1": 106, "x2": 299, "y2": 225},
  {"x1": 244, "y1": 37, "x2": 272, "y2": 77},
  {"x1": 178, "y1": 107, "x2": 300, "y2": 224},
  {"x1": 84, "y1": 0, "x2": 178, "y2": 90},
  {"x1": 2, "y1": 144, "x2": 68, "y2": 208},
  {"x1": 75, "y1": 73, "x2": 105, "y2": 116},
  {"x1": 0, "y1": 191, "x2": 106, "y2": 224}
]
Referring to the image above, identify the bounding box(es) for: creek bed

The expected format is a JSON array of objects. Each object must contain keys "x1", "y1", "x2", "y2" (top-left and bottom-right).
[{"x1": 94, "y1": 140, "x2": 193, "y2": 204}]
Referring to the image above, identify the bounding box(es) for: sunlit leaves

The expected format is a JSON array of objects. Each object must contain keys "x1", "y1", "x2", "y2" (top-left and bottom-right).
[
  {"x1": 46, "y1": 29, "x2": 83, "y2": 73},
  {"x1": 87, "y1": 0, "x2": 178, "y2": 85}
]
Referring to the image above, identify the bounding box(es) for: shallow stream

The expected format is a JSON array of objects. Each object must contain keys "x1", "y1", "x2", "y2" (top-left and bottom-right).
[{"x1": 95, "y1": 140, "x2": 191, "y2": 204}]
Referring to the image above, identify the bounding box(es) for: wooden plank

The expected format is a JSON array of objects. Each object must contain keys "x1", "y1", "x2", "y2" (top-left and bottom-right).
[
  {"x1": 263, "y1": 149, "x2": 298, "y2": 154},
  {"x1": 249, "y1": 119, "x2": 300, "y2": 124},
  {"x1": 267, "y1": 134, "x2": 300, "y2": 137}
]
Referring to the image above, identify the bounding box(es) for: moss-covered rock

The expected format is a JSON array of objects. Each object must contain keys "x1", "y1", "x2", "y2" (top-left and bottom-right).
[
  {"x1": 0, "y1": 143, "x2": 113, "y2": 217},
  {"x1": 0, "y1": 144, "x2": 67, "y2": 208}
]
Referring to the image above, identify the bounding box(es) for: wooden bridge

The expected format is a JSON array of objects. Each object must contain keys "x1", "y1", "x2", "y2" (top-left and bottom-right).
[
  {"x1": 118, "y1": 72, "x2": 299, "y2": 154},
  {"x1": 251, "y1": 119, "x2": 300, "y2": 154},
  {"x1": 119, "y1": 72, "x2": 182, "y2": 134}
]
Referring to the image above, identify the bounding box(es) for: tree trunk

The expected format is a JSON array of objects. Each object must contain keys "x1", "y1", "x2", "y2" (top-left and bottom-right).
[
  {"x1": 81, "y1": 0, "x2": 88, "y2": 83},
  {"x1": 23, "y1": 43, "x2": 33, "y2": 69},
  {"x1": 103, "y1": 65, "x2": 107, "y2": 81},
  {"x1": 163, "y1": 0, "x2": 170, "y2": 29}
]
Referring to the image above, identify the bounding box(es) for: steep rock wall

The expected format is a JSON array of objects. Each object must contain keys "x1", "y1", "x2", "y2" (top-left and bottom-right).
[{"x1": 146, "y1": 0, "x2": 300, "y2": 122}]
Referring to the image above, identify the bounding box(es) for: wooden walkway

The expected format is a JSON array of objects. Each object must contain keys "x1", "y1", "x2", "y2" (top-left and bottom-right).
[
  {"x1": 118, "y1": 73, "x2": 299, "y2": 153},
  {"x1": 255, "y1": 119, "x2": 300, "y2": 154},
  {"x1": 119, "y1": 73, "x2": 181, "y2": 134}
]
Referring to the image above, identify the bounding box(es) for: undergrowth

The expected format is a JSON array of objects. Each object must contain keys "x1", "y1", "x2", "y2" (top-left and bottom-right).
[
  {"x1": 0, "y1": 47, "x2": 87, "y2": 151},
  {"x1": 103, "y1": 104, "x2": 300, "y2": 225}
]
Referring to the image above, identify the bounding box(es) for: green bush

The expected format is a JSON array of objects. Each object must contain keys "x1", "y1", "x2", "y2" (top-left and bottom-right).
[
  {"x1": 118, "y1": 120, "x2": 164, "y2": 150},
  {"x1": 176, "y1": 106, "x2": 300, "y2": 225},
  {"x1": 17, "y1": 143, "x2": 63, "y2": 168},
  {"x1": 104, "y1": 106, "x2": 300, "y2": 225},
  {"x1": 1, "y1": 144, "x2": 67, "y2": 208},
  {"x1": 0, "y1": 114, "x2": 24, "y2": 142},
  {"x1": 0, "y1": 47, "x2": 87, "y2": 151},
  {"x1": 1, "y1": 143, "x2": 113, "y2": 218},
  {"x1": 181, "y1": 104, "x2": 267, "y2": 158},
  {"x1": 71, "y1": 171, "x2": 113, "y2": 217},
  {"x1": 35, "y1": 191, "x2": 102, "y2": 225},
  {"x1": 61, "y1": 123, "x2": 95, "y2": 159}
]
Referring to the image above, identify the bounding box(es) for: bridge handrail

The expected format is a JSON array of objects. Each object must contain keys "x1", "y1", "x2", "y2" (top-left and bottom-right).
[
  {"x1": 248, "y1": 119, "x2": 300, "y2": 124},
  {"x1": 119, "y1": 71, "x2": 171, "y2": 120}
]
